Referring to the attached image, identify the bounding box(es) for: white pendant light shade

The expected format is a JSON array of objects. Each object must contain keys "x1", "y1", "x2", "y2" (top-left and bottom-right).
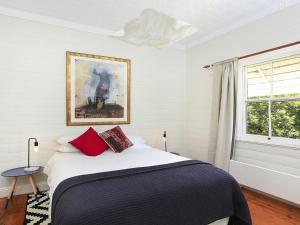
[{"x1": 111, "y1": 9, "x2": 197, "y2": 47}]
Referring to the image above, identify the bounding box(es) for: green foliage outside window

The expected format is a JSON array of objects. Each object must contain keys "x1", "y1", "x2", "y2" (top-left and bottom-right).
[
  {"x1": 247, "y1": 102, "x2": 269, "y2": 136},
  {"x1": 246, "y1": 94, "x2": 300, "y2": 139},
  {"x1": 272, "y1": 101, "x2": 300, "y2": 138}
]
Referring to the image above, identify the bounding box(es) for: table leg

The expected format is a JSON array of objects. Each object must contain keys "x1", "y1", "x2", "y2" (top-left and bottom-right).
[
  {"x1": 5, "y1": 177, "x2": 17, "y2": 209},
  {"x1": 28, "y1": 175, "x2": 38, "y2": 195}
]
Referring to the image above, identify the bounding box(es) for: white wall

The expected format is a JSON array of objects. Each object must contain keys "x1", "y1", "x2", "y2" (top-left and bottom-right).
[
  {"x1": 230, "y1": 160, "x2": 300, "y2": 205},
  {"x1": 230, "y1": 141, "x2": 300, "y2": 205},
  {"x1": 234, "y1": 141, "x2": 300, "y2": 176},
  {"x1": 185, "y1": 4, "x2": 300, "y2": 160},
  {"x1": 0, "y1": 15, "x2": 186, "y2": 196}
]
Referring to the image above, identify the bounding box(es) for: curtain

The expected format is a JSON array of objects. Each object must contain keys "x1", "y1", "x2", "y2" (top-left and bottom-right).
[{"x1": 208, "y1": 59, "x2": 238, "y2": 171}]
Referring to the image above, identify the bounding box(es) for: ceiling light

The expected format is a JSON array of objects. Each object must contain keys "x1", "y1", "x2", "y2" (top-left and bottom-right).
[{"x1": 111, "y1": 9, "x2": 198, "y2": 47}]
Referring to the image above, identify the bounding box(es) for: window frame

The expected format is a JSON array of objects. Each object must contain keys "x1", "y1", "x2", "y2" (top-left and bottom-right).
[{"x1": 236, "y1": 45, "x2": 300, "y2": 148}]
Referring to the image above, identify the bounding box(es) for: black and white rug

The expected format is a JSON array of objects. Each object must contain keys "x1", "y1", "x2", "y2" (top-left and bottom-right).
[{"x1": 24, "y1": 192, "x2": 51, "y2": 225}]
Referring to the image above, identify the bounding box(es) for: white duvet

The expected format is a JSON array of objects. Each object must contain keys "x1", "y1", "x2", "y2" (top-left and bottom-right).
[{"x1": 44, "y1": 144, "x2": 228, "y2": 225}]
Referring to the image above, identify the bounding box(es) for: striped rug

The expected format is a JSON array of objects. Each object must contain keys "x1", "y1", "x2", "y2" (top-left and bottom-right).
[{"x1": 24, "y1": 192, "x2": 51, "y2": 225}]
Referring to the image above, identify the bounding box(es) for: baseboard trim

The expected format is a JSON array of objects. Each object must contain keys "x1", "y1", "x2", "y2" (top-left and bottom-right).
[{"x1": 0, "y1": 181, "x2": 49, "y2": 198}]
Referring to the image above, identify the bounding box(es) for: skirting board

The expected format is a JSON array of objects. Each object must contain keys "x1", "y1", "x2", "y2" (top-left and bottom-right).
[
  {"x1": 229, "y1": 160, "x2": 300, "y2": 205},
  {"x1": 0, "y1": 181, "x2": 49, "y2": 198}
]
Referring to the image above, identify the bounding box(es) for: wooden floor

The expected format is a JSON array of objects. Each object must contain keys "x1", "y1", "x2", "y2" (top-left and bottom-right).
[
  {"x1": 0, "y1": 194, "x2": 27, "y2": 225},
  {"x1": 243, "y1": 188, "x2": 300, "y2": 225},
  {"x1": 0, "y1": 189, "x2": 299, "y2": 225}
]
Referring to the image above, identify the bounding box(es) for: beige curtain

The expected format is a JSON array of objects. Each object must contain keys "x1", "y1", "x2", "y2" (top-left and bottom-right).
[{"x1": 208, "y1": 59, "x2": 238, "y2": 171}]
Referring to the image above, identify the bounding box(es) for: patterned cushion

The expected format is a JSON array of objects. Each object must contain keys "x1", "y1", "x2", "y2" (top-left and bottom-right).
[{"x1": 100, "y1": 126, "x2": 133, "y2": 152}]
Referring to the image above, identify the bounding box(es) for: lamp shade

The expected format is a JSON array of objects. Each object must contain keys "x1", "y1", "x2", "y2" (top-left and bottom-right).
[
  {"x1": 34, "y1": 141, "x2": 39, "y2": 152},
  {"x1": 24, "y1": 138, "x2": 39, "y2": 172},
  {"x1": 111, "y1": 9, "x2": 197, "y2": 47}
]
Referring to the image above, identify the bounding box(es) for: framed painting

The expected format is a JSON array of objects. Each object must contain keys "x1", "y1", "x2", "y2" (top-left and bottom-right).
[{"x1": 66, "y1": 51, "x2": 131, "y2": 126}]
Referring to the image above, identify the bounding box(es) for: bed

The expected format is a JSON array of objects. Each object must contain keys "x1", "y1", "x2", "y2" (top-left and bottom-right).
[{"x1": 45, "y1": 143, "x2": 251, "y2": 225}]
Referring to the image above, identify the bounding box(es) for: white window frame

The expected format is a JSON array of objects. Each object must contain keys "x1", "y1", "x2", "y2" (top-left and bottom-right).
[{"x1": 236, "y1": 44, "x2": 300, "y2": 148}]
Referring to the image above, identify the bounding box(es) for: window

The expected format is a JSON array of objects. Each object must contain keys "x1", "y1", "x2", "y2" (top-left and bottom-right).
[{"x1": 238, "y1": 52, "x2": 300, "y2": 146}]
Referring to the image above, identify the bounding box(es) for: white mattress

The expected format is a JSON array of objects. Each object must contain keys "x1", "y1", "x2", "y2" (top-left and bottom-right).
[{"x1": 44, "y1": 144, "x2": 228, "y2": 225}]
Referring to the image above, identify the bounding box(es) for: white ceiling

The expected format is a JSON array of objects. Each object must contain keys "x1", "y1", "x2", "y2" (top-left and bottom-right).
[{"x1": 0, "y1": 0, "x2": 299, "y2": 48}]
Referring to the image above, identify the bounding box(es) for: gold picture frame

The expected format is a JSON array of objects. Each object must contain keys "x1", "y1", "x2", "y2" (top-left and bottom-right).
[{"x1": 66, "y1": 51, "x2": 131, "y2": 126}]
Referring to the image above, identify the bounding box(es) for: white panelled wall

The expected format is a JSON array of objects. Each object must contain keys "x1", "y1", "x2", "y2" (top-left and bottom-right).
[
  {"x1": 0, "y1": 14, "x2": 186, "y2": 196},
  {"x1": 234, "y1": 141, "x2": 300, "y2": 176}
]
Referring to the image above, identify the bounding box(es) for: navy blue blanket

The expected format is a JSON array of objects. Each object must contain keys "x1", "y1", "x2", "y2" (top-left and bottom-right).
[{"x1": 52, "y1": 160, "x2": 251, "y2": 225}]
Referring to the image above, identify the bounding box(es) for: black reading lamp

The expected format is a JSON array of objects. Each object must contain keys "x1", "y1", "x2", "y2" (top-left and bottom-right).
[
  {"x1": 163, "y1": 131, "x2": 167, "y2": 152},
  {"x1": 24, "y1": 138, "x2": 39, "y2": 172}
]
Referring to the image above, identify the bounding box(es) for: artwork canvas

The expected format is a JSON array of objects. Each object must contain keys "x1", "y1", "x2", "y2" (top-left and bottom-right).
[{"x1": 66, "y1": 52, "x2": 130, "y2": 125}]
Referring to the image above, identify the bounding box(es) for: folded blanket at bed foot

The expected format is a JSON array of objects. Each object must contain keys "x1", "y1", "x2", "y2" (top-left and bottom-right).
[{"x1": 52, "y1": 160, "x2": 252, "y2": 225}]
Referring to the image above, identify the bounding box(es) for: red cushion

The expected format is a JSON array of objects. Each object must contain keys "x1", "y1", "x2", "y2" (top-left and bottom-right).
[
  {"x1": 69, "y1": 127, "x2": 109, "y2": 156},
  {"x1": 100, "y1": 126, "x2": 133, "y2": 153}
]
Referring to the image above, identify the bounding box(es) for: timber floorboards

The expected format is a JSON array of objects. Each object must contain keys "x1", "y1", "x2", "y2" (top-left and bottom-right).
[
  {"x1": 243, "y1": 188, "x2": 300, "y2": 225},
  {"x1": 0, "y1": 194, "x2": 27, "y2": 225}
]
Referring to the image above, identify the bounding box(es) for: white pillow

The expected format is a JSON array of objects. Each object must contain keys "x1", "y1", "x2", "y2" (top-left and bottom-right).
[
  {"x1": 57, "y1": 135, "x2": 78, "y2": 145},
  {"x1": 128, "y1": 135, "x2": 145, "y2": 145},
  {"x1": 56, "y1": 144, "x2": 79, "y2": 153}
]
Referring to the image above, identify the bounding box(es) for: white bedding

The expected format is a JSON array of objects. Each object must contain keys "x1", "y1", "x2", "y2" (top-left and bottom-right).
[{"x1": 44, "y1": 144, "x2": 228, "y2": 225}]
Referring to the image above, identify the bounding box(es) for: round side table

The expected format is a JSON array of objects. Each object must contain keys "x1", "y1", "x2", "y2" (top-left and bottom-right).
[{"x1": 1, "y1": 166, "x2": 43, "y2": 209}]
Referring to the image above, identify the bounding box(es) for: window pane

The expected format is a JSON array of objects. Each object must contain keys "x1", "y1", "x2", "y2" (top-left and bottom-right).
[
  {"x1": 271, "y1": 100, "x2": 300, "y2": 139},
  {"x1": 246, "y1": 101, "x2": 269, "y2": 136},
  {"x1": 273, "y1": 56, "x2": 300, "y2": 98},
  {"x1": 246, "y1": 63, "x2": 271, "y2": 99}
]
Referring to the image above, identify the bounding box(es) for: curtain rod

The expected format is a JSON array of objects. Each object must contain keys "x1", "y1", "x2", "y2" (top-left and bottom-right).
[{"x1": 203, "y1": 40, "x2": 300, "y2": 69}]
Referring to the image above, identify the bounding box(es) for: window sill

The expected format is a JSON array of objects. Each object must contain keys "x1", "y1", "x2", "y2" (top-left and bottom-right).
[{"x1": 235, "y1": 138, "x2": 300, "y2": 150}]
